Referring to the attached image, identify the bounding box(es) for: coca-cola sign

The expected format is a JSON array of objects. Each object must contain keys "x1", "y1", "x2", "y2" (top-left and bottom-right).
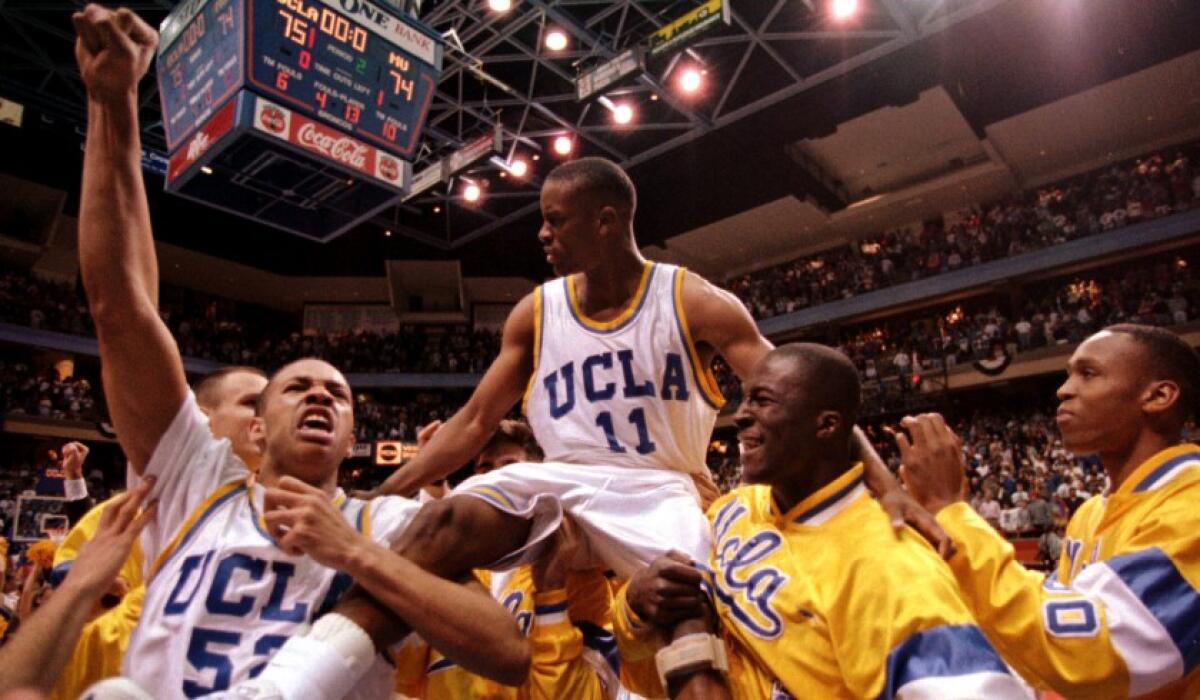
[
  {"x1": 250, "y1": 97, "x2": 405, "y2": 192},
  {"x1": 297, "y1": 122, "x2": 368, "y2": 170}
]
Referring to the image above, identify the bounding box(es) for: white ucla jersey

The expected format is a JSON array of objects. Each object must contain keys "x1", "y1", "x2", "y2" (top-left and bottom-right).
[
  {"x1": 523, "y1": 262, "x2": 725, "y2": 476},
  {"x1": 124, "y1": 392, "x2": 419, "y2": 699}
]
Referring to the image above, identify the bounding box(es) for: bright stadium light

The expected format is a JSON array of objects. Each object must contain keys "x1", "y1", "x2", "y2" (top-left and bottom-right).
[
  {"x1": 679, "y1": 67, "x2": 703, "y2": 93},
  {"x1": 463, "y1": 182, "x2": 482, "y2": 202},
  {"x1": 612, "y1": 103, "x2": 634, "y2": 125},
  {"x1": 545, "y1": 29, "x2": 568, "y2": 51},
  {"x1": 831, "y1": 0, "x2": 858, "y2": 21},
  {"x1": 553, "y1": 135, "x2": 573, "y2": 156},
  {"x1": 509, "y1": 158, "x2": 528, "y2": 177},
  {"x1": 488, "y1": 0, "x2": 513, "y2": 12}
]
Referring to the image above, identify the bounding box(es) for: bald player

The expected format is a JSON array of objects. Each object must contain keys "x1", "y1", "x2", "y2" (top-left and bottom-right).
[
  {"x1": 900, "y1": 324, "x2": 1200, "y2": 697},
  {"x1": 614, "y1": 345, "x2": 1028, "y2": 698},
  {"x1": 72, "y1": 5, "x2": 528, "y2": 697}
]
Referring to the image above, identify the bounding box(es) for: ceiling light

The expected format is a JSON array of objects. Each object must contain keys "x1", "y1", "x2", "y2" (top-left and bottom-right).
[
  {"x1": 509, "y1": 158, "x2": 528, "y2": 177},
  {"x1": 831, "y1": 0, "x2": 858, "y2": 21},
  {"x1": 463, "y1": 183, "x2": 482, "y2": 202},
  {"x1": 552, "y1": 135, "x2": 573, "y2": 156},
  {"x1": 487, "y1": 0, "x2": 512, "y2": 12},
  {"x1": 200, "y1": 165, "x2": 214, "y2": 175},
  {"x1": 433, "y1": 205, "x2": 441, "y2": 214},
  {"x1": 612, "y1": 103, "x2": 633, "y2": 125},
  {"x1": 679, "y1": 68, "x2": 702, "y2": 93},
  {"x1": 545, "y1": 29, "x2": 568, "y2": 51},
  {"x1": 384, "y1": 229, "x2": 393, "y2": 237}
]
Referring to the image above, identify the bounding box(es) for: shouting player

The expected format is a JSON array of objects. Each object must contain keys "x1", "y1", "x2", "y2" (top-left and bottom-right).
[
  {"x1": 72, "y1": 5, "x2": 527, "y2": 697},
  {"x1": 900, "y1": 324, "x2": 1200, "y2": 697}
]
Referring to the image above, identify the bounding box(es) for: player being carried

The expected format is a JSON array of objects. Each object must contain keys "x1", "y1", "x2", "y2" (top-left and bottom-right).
[
  {"x1": 250, "y1": 153, "x2": 949, "y2": 695},
  {"x1": 71, "y1": 5, "x2": 528, "y2": 697}
]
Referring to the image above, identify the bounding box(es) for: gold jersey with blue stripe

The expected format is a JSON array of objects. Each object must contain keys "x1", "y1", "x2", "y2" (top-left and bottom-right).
[
  {"x1": 615, "y1": 463, "x2": 1030, "y2": 699},
  {"x1": 937, "y1": 442, "x2": 1200, "y2": 698},
  {"x1": 393, "y1": 566, "x2": 618, "y2": 699},
  {"x1": 124, "y1": 392, "x2": 420, "y2": 699}
]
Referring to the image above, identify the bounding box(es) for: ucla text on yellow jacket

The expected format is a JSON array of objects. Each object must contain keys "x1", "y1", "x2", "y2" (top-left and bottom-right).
[
  {"x1": 937, "y1": 443, "x2": 1200, "y2": 698},
  {"x1": 615, "y1": 463, "x2": 1030, "y2": 699}
]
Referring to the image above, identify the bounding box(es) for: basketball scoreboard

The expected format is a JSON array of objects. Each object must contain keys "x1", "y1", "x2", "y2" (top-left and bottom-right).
[{"x1": 156, "y1": 0, "x2": 443, "y2": 240}]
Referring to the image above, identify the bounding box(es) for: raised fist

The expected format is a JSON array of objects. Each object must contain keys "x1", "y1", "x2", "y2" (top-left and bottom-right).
[
  {"x1": 72, "y1": 4, "x2": 158, "y2": 104},
  {"x1": 61, "y1": 441, "x2": 90, "y2": 480}
]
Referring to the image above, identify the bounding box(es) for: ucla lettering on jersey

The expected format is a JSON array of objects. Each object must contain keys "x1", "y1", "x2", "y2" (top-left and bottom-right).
[
  {"x1": 124, "y1": 392, "x2": 419, "y2": 699},
  {"x1": 524, "y1": 262, "x2": 723, "y2": 476}
]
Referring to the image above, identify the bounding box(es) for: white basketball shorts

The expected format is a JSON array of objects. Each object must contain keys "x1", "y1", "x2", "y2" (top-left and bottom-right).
[{"x1": 452, "y1": 462, "x2": 713, "y2": 578}]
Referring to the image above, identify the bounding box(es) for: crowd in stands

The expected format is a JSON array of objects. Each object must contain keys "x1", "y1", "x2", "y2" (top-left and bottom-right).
[
  {"x1": 0, "y1": 266, "x2": 501, "y2": 374},
  {"x1": 728, "y1": 143, "x2": 1200, "y2": 320},
  {"x1": 0, "y1": 357, "x2": 101, "y2": 423},
  {"x1": 353, "y1": 390, "x2": 470, "y2": 443},
  {"x1": 0, "y1": 143, "x2": 1196, "y2": 393},
  {"x1": 831, "y1": 250, "x2": 1198, "y2": 385},
  {"x1": 5, "y1": 247, "x2": 1197, "y2": 431}
]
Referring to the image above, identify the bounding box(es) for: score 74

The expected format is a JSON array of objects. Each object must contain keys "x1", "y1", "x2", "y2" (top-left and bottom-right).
[{"x1": 387, "y1": 69, "x2": 415, "y2": 101}]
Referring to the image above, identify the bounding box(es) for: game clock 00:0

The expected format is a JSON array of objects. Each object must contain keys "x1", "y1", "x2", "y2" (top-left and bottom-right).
[{"x1": 248, "y1": 0, "x2": 438, "y2": 158}]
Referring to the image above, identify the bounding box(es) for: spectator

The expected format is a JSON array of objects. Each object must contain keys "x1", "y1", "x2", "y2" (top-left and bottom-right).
[
  {"x1": 1039, "y1": 524, "x2": 1064, "y2": 568},
  {"x1": 1027, "y1": 488, "x2": 1053, "y2": 535}
]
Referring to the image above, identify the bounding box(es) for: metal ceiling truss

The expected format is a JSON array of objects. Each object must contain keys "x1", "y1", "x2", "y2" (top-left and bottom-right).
[{"x1": 0, "y1": 0, "x2": 1011, "y2": 249}]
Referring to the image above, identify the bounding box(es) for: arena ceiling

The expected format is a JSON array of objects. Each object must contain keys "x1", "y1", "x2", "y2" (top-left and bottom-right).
[{"x1": 1, "y1": 0, "x2": 1199, "y2": 281}]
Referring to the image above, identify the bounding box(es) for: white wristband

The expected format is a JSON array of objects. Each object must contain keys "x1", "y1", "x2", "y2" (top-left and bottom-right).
[
  {"x1": 655, "y1": 633, "x2": 729, "y2": 689},
  {"x1": 64, "y1": 478, "x2": 88, "y2": 501}
]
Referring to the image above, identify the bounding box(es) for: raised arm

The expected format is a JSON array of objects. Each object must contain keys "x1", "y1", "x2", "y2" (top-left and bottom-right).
[
  {"x1": 73, "y1": 5, "x2": 187, "y2": 473},
  {"x1": 370, "y1": 292, "x2": 537, "y2": 497}
]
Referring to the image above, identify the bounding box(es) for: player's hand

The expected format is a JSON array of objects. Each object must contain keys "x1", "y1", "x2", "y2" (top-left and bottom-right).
[
  {"x1": 896, "y1": 412, "x2": 968, "y2": 520},
  {"x1": 61, "y1": 441, "x2": 90, "y2": 481},
  {"x1": 626, "y1": 551, "x2": 708, "y2": 630},
  {"x1": 72, "y1": 4, "x2": 158, "y2": 105},
  {"x1": 415, "y1": 420, "x2": 443, "y2": 450},
  {"x1": 60, "y1": 477, "x2": 156, "y2": 597},
  {"x1": 263, "y1": 476, "x2": 363, "y2": 567},
  {"x1": 859, "y1": 425, "x2": 954, "y2": 560}
]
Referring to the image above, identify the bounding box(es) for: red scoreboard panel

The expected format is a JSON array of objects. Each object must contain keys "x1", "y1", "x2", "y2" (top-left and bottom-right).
[{"x1": 155, "y1": 0, "x2": 443, "y2": 241}]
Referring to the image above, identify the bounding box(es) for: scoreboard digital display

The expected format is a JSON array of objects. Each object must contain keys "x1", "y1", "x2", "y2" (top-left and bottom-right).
[
  {"x1": 158, "y1": 0, "x2": 442, "y2": 160},
  {"x1": 158, "y1": 0, "x2": 245, "y2": 152},
  {"x1": 247, "y1": 0, "x2": 440, "y2": 158}
]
